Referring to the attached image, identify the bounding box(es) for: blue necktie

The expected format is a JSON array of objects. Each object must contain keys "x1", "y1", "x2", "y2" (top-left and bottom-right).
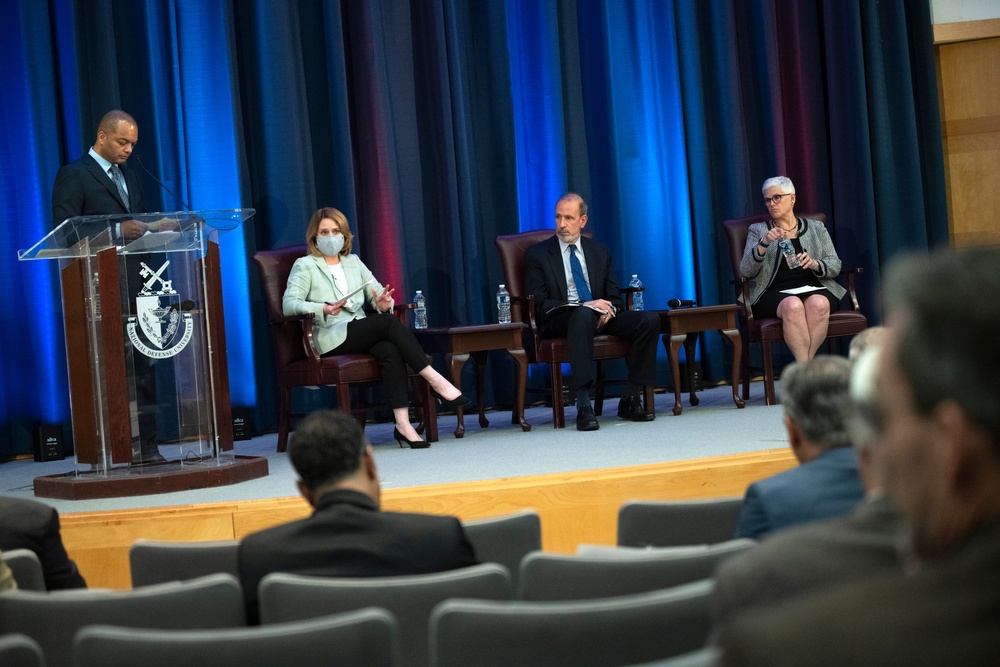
[{"x1": 569, "y1": 244, "x2": 592, "y2": 302}]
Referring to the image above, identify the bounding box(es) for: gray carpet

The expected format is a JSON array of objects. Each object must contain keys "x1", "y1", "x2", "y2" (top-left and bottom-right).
[{"x1": 0, "y1": 383, "x2": 786, "y2": 515}]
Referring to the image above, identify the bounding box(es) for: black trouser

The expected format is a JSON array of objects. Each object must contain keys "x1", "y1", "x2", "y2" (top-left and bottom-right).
[
  {"x1": 542, "y1": 307, "x2": 659, "y2": 393},
  {"x1": 324, "y1": 314, "x2": 430, "y2": 408}
]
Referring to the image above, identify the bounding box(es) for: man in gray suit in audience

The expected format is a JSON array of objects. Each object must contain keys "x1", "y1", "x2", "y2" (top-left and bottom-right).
[
  {"x1": 238, "y1": 410, "x2": 478, "y2": 623},
  {"x1": 721, "y1": 247, "x2": 1000, "y2": 666},
  {"x1": 732, "y1": 355, "x2": 865, "y2": 540},
  {"x1": 711, "y1": 334, "x2": 906, "y2": 632}
]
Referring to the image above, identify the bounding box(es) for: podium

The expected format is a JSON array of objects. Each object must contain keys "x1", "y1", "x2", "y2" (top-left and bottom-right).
[{"x1": 19, "y1": 210, "x2": 268, "y2": 499}]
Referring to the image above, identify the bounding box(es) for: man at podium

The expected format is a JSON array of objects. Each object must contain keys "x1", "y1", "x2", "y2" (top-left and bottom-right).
[{"x1": 51, "y1": 110, "x2": 164, "y2": 464}]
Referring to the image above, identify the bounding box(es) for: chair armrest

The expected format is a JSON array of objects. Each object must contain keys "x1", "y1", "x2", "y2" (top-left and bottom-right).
[
  {"x1": 393, "y1": 302, "x2": 415, "y2": 324},
  {"x1": 729, "y1": 277, "x2": 754, "y2": 328},
  {"x1": 620, "y1": 286, "x2": 643, "y2": 311},
  {"x1": 522, "y1": 294, "x2": 545, "y2": 355},
  {"x1": 840, "y1": 267, "x2": 864, "y2": 312},
  {"x1": 272, "y1": 313, "x2": 324, "y2": 360}
]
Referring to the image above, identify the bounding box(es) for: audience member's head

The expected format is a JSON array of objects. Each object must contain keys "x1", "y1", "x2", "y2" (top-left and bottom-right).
[
  {"x1": 849, "y1": 346, "x2": 885, "y2": 492},
  {"x1": 780, "y1": 355, "x2": 854, "y2": 463},
  {"x1": 877, "y1": 246, "x2": 1000, "y2": 559},
  {"x1": 289, "y1": 410, "x2": 380, "y2": 506},
  {"x1": 848, "y1": 326, "x2": 886, "y2": 362}
]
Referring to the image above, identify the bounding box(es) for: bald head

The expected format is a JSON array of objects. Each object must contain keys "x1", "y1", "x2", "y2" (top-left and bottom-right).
[{"x1": 94, "y1": 110, "x2": 138, "y2": 165}]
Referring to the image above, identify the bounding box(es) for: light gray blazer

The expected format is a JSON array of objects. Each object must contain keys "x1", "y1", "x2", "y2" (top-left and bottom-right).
[
  {"x1": 282, "y1": 253, "x2": 388, "y2": 354},
  {"x1": 739, "y1": 217, "x2": 846, "y2": 306}
]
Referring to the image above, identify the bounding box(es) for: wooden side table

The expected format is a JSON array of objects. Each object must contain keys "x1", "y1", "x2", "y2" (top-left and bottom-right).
[
  {"x1": 414, "y1": 323, "x2": 531, "y2": 437},
  {"x1": 654, "y1": 305, "x2": 745, "y2": 415}
]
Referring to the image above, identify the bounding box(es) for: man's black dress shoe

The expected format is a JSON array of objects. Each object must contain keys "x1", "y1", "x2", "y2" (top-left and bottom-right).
[
  {"x1": 576, "y1": 404, "x2": 600, "y2": 431},
  {"x1": 618, "y1": 395, "x2": 655, "y2": 422}
]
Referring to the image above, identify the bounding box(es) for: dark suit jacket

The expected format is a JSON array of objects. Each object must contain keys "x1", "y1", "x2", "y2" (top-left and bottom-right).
[
  {"x1": 712, "y1": 494, "x2": 905, "y2": 630},
  {"x1": 733, "y1": 446, "x2": 865, "y2": 540},
  {"x1": 524, "y1": 235, "x2": 624, "y2": 335},
  {"x1": 0, "y1": 498, "x2": 87, "y2": 590},
  {"x1": 238, "y1": 489, "x2": 478, "y2": 623},
  {"x1": 52, "y1": 152, "x2": 144, "y2": 228},
  {"x1": 721, "y1": 518, "x2": 1000, "y2": 666}
]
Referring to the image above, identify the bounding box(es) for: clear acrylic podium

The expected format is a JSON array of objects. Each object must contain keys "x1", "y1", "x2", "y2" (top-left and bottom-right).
[{"x1": 19, "y1": 209, "x2": 268, "y2": 499}]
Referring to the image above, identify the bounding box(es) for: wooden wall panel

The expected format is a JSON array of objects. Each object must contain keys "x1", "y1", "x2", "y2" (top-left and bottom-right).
[
  {"x1": 936, "y1": 33, "x2": 1000, "y2": 246},
  {"x1": 60, "y1": 449, "x2": 796, "y2": 589}
]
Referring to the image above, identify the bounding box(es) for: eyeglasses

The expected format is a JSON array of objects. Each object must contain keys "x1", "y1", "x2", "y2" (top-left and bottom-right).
[{"x1": 764, "y1": 193, "x2": 792, "y2": 206}]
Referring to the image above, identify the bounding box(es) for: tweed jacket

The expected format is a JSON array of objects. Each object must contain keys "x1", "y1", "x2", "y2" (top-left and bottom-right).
[
  {"x1": 282, "y1": 253, "x2": 388, "y2": 354},
  {"x1": 739, "y1": 217, "x2": 846, "y2": 306}
]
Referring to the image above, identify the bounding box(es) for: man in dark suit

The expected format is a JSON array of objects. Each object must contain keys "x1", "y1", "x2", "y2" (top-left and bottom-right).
[
  {"x1": 0, "y1": 497, "x2": 87, "y2": 590},
  {"x1": 732, "y1": 355, "x2": 865, "y2": 539},
  {"x1": 238, "y1": 410, "x2": 479, "y2": 623},
  {"x1": 524, "y1": 193, "x2": 658, "y2": 431},
  {"x1": 52, "y1": 109, "x2": 146, "y2": 235},
  {"x1": 721, "y1": 247, "x2": 1000, "y2": 667},
  {"x1": 711, "y1": 344, "x2": 906, "y2": 633},
  {"x1": 51, "y1": 110, "x2": 165, "y2": 463}
]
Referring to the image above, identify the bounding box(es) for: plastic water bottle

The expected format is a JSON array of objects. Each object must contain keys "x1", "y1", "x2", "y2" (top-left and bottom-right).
[
  {"x1": 496, "y1": 284, "x2": 511, "y2": 324},
  {"x1": 414, "y1": 290, "x2": 428, "y2": 329},
  {"x1": 628, "y1": 274, "x2": 645, "y2": 311},
  {"x1": 778, "y1": 238, "x2": 802, "y2": 269}
]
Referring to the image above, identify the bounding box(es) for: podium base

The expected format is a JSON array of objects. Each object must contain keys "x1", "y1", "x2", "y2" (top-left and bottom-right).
[{"x1": 32, "y1": 455, "x2": 269, "y2": 500}]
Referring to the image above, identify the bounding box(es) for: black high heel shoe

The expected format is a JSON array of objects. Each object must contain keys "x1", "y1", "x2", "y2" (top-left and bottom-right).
[
  {"x1": 393, "y1": 427, "x2": 430, "y2": 449},
  {"x1": 432, "y1": 391, "x2": 473, "y2": 409}
]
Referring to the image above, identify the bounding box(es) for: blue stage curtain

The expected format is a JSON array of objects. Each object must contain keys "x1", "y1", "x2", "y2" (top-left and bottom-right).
[{"x1": 0, "y1": 0, "x2": 947, "y2": 456}]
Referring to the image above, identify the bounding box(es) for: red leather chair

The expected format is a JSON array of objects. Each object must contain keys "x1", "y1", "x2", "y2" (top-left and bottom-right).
[
  {"x1": 494, "y1": 230, "x2": 653, "y2": 428},
  {"x1": 721, "y1": 213, "x2": 867, "y2": 405},
  {"x1": 252, "y1": 246, "x2": 436, "y2": 451}
]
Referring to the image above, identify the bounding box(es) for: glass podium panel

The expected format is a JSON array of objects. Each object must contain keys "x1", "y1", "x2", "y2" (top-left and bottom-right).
[{"x1": 19, "y1": 210, "x2": 253, "y2": 479}]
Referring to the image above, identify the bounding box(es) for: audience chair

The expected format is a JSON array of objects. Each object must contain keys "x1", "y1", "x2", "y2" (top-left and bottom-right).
[
  {"x1": 259, "y1": 563, "x2": 512, "y2": 667},
  {"x1": 3, "y1": 549, "x2": 46, "y2": 592},
  {"x1": 0, "y1": 633, "x2": 45, "y2": 667},
  {"x1": 519, "y1": 540, "x2": 753, "y2": 601},
  {"x1": 252, "y1": 246, "x2": 436, "y2": 452},
  {"x1": 0, "y1": 573, "x2": 244, "y2": 667},
  {"x1": 721, "y1": 212, "x2": 867, "y2": 405},
  {"x1": 462, "y1": 509, "x2": 541, "y2": 591},
  {"x1": 430, "y1": 579, "x2": 715, "y2": 667},
  {"x1": 129, "y1": 539, "x2": 240, "y2": 588},
  {"x1": 73, "y1": 608, "x2": 399, "y2": 667},
  {"x1": 494, "y1": 230, "x2": 652, "y2": 428},
  {"x1": 617, "y1": 497, "x2": 745, "y2": 547}
]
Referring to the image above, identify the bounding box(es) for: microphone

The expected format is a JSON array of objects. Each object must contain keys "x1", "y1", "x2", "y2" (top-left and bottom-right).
[
  {"x1": 132, "y1": 154, "x2": 192, "y2": 211},
  {"x1": 667, "y1": 299, "x2": 696, "y2": 308}
]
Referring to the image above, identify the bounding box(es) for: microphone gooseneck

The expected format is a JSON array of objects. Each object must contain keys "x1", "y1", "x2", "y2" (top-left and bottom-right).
[{"x1": 132, "y1": 154, "x2": 192, "y2": 211}]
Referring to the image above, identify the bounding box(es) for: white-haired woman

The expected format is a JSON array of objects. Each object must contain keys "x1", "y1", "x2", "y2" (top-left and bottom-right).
[{"x1": 740, "y1": 176, "x2": 845, "y2": 361}]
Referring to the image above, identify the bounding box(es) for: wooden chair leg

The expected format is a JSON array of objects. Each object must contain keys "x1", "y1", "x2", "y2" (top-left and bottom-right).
[
  {"x1": 762, "y1": 342, "x2": 777, "y2": 405},
  {"x1": 277, "y1": 386, "x2": 292, "y2": 453},
  {"x1": 741, "y1": 336, "x2": 751, "y2": 401}
]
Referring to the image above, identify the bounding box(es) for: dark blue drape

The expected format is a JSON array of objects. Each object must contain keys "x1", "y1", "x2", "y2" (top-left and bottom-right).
[{"x1": 0, "y1": 0, "x2": 947, "y2": 456}]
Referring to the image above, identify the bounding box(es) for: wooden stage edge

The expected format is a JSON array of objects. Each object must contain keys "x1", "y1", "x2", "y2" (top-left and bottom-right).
[{"x1": 60, "y1": 448, "x2": 796, "y2": 590}]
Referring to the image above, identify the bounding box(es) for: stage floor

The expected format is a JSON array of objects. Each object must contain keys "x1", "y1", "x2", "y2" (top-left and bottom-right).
[{"x1": 0, "y1": 383, "x2": 787, "y2": 515}]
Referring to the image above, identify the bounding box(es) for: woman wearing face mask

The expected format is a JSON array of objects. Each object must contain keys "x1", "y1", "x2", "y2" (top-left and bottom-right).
[{"x1": 282, "y1": 207, "x2": 469, "y2": 448}]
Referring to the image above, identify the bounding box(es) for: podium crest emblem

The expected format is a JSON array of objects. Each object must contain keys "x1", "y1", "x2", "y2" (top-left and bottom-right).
[{"x1": 126, "y1": 260, "x2": 193, "y2": 359}]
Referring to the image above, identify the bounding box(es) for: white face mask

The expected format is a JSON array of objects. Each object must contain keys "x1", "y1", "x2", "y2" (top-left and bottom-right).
[{"x1": 317, "y1": 234, "x2": 345, "y2": 257}]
